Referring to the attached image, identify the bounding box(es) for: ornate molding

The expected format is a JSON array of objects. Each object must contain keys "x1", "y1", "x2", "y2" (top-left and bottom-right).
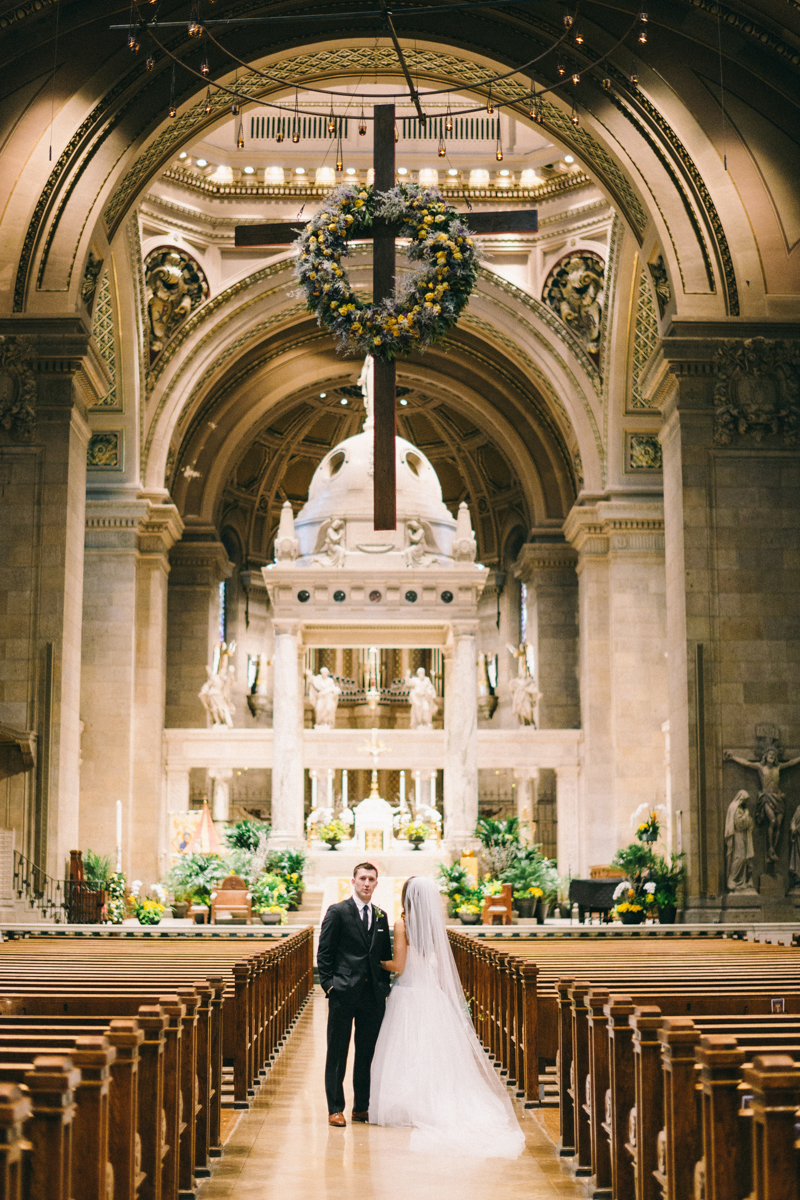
[
  {"x1": 564, "y1": 502, "x2": 665, "y2": 557},
  {"x1": 713, "y1": 338, "x2": 800, "y2": 447},
  {"x1": 514, "y1": 543, "x2": 578, "y2": 581}
]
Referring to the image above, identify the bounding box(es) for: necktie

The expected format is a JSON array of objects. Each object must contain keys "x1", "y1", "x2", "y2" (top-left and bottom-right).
[{"x1": 361, "y1": 903, "x2": 370, "y2": 932}]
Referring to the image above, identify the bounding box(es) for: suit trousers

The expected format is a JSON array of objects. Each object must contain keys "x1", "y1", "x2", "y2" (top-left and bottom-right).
[{"x1": 325, "y1": 985, "x2": 385, "y2": 1113}]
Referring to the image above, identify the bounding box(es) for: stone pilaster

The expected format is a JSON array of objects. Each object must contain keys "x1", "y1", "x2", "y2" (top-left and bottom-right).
[
  {"x1": 0, "y1": 318, "x2": 105, "y2": 876},
  {"x1": 444, "y1": 619, "x2": 479, "y2": 845},
  {"x1": 80, "y1": 497, "x2": 182, "y2": 885},
  {"x1": 647, "y1": 326, "x2": 800, "y2": 914},
  {"x1": 165, "y1": 529, "x2": 232, "y2": 729},
  {"x1": 514, "y1": 536, "x2": 579, "y2": 730},
  {"x1": 270, "y1": 620, "x2": 304, "y2": 846},
  {"x1": 564, "y1": 501, "x2": 667, "y2": 870}
]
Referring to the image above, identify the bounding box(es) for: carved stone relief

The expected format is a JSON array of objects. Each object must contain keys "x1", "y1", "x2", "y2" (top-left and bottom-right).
[
  {"x1": 81, "y1": 251, "x2": 104, "y2": 310},
  {"x1": 144, "y1": 246, "x2": 210, "y2": 360},
  {"x1": 648, "y1": 255, "x2": 671, "y2": 317},
  {"x1": 0, "y1": 335, "x2": 36, "y2": 442},
  {"x1": 713, "y1": 338, "x2": 800, "y2": 447},
  {"x1": 625, "y1": 433, "x2": 662, "y2": 472},
  {"x1": 542, "y1": 251, "x2": 605, "y2": 363},
  {"x1": 87, "y1": 431, "x2": 122, "y2": 470}
]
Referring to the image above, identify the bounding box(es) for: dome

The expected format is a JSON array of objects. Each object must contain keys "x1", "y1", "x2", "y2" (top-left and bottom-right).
[{"x1": 294, "y1": 427, "x2": 457, "y2": 562}]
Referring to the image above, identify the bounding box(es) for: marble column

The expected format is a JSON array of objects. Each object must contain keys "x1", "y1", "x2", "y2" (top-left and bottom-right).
[
  {"x1": 444, "y1": 620, "x2": 479, "y2": 846},
  {"x1": 564, "y1": 501, "x2": 667, "y2": 871},
  {"x1": 271, "y1": 620, "x2": 304, "y2": 846},
  {"x1": 514, "y1": 768, "x2": 539, "y2": 843},
  {"x1": 165, "y1": 767, "x2": 190, "y2": 815},
  {"x1": 0, "y1": 319, "x2": 103, "y2": 877},
  {"x1": 514, "y1": 537, "x2": 579, "y2": 730},
  {"x1": 555, "y1": 765, "x2": 581, "y2": 876},
  {"x1": 80, "y1": 497, "x2": 182, "y2": 885}
]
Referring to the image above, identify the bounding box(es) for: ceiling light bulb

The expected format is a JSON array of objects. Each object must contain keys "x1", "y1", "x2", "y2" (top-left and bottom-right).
[
  {"x1": 243, "y1": 166, "x2": 254, "y2": 174},
  {"x1": 564, "y1": 155, "x2": 574, "y2": 163},
  {"x1": 399, "y1": 398, "x2": 408, "y2": 406},
  {"x1": 295, "y1": 167, "x2": 305, "y2": 174},
  {"x1": 340, "y1": 398, "x2": 348, "y2": 405},
  {"x1": 397, "y1": 167, "x2": 408, "y2": 175},
  {"x1": 447, "y1": 168, "x2": 458, "y2": 176},
  {"x1": 499, "y1": 168, "x2": 510, "y2": 176},
  {"x1": 179, "y1": 151, "x2": 187, "y2": 159},
  {"x1": 319, "y1": 392, "x2": 327, "y2": 398},
  {"x1": 346, "y1": 167, "x2": 356, "y2": 175},
  {"x1": 196, "y1": 158, "x2": 207, "y2": 167}
]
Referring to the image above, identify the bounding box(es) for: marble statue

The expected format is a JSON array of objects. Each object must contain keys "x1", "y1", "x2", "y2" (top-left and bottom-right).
[
  {"x1": 199, "y1": 642, "x2": 236, "y2": 728},
  {"x1": 724, "y1": 789, "x2": 755, "y2": 892},
  {"x1": 312, "y1": 517, "x2": 346, "y2": 566},
  {"x1": 407, "y1": 667, "x2": 439, "y2": 729},
  {"x1": 723, "y1": 743, "x2": 800, "y2": 865},
  {"x1": 306, "y1": 666, "x2": 341, "y2": 729},
  {"x1": 508, "y1": 644, "x2": 541, "y2": 727},
  {"x1": 404, "y1": 518, "x2": 437, "y2": 567},
  {"x1": 358, "y1": 355, "x2": 375, "y2": 428},
  {"x1": 789, "y1": 806, "x2": 800, "y2": 886}
]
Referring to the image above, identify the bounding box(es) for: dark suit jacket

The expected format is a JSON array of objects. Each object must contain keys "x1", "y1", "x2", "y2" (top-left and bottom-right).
[{"x1": 317, "y1": 897, "x2": 393, "y2": 1002}]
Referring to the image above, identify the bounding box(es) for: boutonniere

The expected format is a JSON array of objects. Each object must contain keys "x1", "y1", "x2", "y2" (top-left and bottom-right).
[{"x1": 373, "y1": 906, "x2": 385, "y2": 920}]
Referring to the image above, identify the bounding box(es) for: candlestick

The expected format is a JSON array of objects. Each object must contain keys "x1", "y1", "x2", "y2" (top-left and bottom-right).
[
  {"x1": 399, "y1": 770, "x2": 406, "y2": 810},
  {"x1": 310, "y1": 769, "x2": 318, "y2": 808},
  {"x1": 327, "y1": 767, "x2": 334, "y2": 808},
  {"x1": 342, "y1": 769, "x2": 348, "y2": 807},
  {"x1": 430, "y1": 770, "x2": 437, "y2": 808},
  {"x1": 115, "y1": 800, "x2": 122, "y2": 873},
  {"x1": 414, "y1": 770, "x2": 421, "y2": 811}
]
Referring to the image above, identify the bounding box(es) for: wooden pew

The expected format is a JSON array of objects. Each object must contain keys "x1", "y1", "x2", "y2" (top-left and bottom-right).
[{"x1": 0, "y1": 1083, "x2": 30, "y2": 1200}]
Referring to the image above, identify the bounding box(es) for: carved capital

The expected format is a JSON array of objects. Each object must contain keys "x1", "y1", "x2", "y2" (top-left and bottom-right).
[
  {"x1": 0, "y1": 335, "x2": 36, "y2": 442},
  {"x1": 712, "y1": 338, "x2": 800, "y2": 447},
  {"x1": 514, "y1": 541, "x2": 578, "y2": 582},
  {"x1": 564, "y1": 501, "x2": 665, "y2": 558}
]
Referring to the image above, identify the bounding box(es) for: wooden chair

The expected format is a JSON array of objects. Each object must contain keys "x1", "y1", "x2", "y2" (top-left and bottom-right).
[
  {"x1": 209, "y1": 876, "x2": 252, "y2": 924},
  {"x1": 481, "y1": 883, "x2": 513, "y2": 926}
]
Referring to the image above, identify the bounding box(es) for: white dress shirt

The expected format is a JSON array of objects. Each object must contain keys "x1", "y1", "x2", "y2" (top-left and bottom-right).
[{"x1": 353, "y1": 895, "x2": 372, "y2": 930}]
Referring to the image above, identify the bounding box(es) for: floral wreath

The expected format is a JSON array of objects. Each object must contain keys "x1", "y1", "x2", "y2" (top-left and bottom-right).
[{"x1": 296, "y1": 183, "x2": 479, "y2": 361}]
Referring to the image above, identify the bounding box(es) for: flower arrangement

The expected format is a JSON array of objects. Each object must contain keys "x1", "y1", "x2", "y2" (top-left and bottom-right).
[
  {"x1": 405, "y1": 821, "x2": 429, "y2": 843},
  {"x1": 317, "y1": 818, "x2": 350, "y2": 847},
  {"x1": 631, "y1": 803, "x2": 667, "y2": 843},
  {"x1": 250, "y1": 872, "x2": 289, "y2": 915},
  {"x1": 518, "y1": 886, "x2": 544, "y2": 900},
  {"x1": 611, "y1": 881, "x2": 657, "y2": 921},
  {"x1": 129, "y1": 881, "x2": 166, "y2": 925},
  {"x1": 296, "y1": 183, "x2": 479, "y2": 361},
  {"x1": 106, "y1": 871, "x2": 127, "y2": 924}
]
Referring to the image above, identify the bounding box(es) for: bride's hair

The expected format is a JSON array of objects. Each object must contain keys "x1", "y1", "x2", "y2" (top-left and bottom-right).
[{"x1": 400, "y1": 877, "x2": 414, "y2": 937}]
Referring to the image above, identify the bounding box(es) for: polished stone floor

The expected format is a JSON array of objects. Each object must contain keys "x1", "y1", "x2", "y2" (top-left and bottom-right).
[{"x1": 199, "y1": 988, "x2": 588, "y2": 1200}]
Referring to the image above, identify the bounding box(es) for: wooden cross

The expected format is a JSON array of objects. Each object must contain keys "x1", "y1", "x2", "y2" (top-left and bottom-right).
[{"x1": 235, "y1": 103, "x2": 538, "y2": 531}]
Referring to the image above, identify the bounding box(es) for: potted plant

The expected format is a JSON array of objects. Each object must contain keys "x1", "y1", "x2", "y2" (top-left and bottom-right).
[
  {"x1": 437, "y1": 863, "x2": 473, "y2": 917},
  {"x1": 405, "y1": 821, "x2": 428, "y2": 850},
  {"x1": 610, "y1": 881, "x2": 657, "y2": 925},
  {"x1": 474, "y1": 817, "x2": 523, "y2": 877},
  {"x1": 458, "y1": 902, "x2": 482, "y2": 925},
  {"x1": 129, "y1": 881, "x2": 166, "y2": 926},
  {"x1": 513, "y1": 886, "x2": 543, "y2": 919},
  {"x1": 164, "y1": 852, "x2": 228, "y2": 915},
  {"x1": 652, "y1": 852, "x2": 685, "y2": 924},
  {"x1": 170, "y1": 892, "x2": 192, "y2": 920},
  {"x1": 317, "y1": 818, "x2": 349, "y2": 850},
  {"x1": 106, "y1": 871, "x2": 127, "y2": 925},
  {"x1": 250, "y1": 872, "x2": 289, "y2": 924}
]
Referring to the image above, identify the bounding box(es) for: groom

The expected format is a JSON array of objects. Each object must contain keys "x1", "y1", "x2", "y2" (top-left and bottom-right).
[{"x1": 317, "y1": 862, "x2": 392, "y2": 1126}]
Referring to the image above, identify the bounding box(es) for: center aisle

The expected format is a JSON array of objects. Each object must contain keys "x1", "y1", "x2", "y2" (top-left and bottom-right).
[{"x1": 200, "y1": 988, "x2": 587, "y2": 1200}]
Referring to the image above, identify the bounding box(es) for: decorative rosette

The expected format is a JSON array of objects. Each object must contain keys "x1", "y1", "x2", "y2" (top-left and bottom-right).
[{"x1": 295, "y1": 183, "x2": 479, "y2": 361}]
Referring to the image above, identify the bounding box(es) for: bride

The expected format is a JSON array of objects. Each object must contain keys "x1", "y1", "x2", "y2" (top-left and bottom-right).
[{"x1": 369, "y1": 875, "x2": 525, "y2": 1158}]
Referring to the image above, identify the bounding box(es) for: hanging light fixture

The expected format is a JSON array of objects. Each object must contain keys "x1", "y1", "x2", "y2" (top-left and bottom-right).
[
  {"x1": 359, "y1": 101, "x2": 367, "y2": 136},
  {"x1": 328, "y1": 104, "x2": 337, "y2": 135},
  {"x1": 127, "y1": 31, "x2": 139, "y2": 53},
  {"x1": 445, "y1": 105, "x2": 453, "y2": 134},
  {"x1": 557, "y1": 62, "x2": 566, "y2": 76},
  {"x1": 187, "y1": 2, "x2": 203, "y2": 37},
  {"x1": 168, "y1": 63, "x2": 177, "y2": 119},
  {"x1": 231, "y1": 101, "x2": 240, "y2": 116},
  {"x1": 236, "y1": 121, "x2": 244, "y2": 150},
  {"x1": 570, "y1": 98, "x2": 580, "y2": 126},
  {"x1": 292, "y1": 91, "x2": 301, "y2": 143},
  {"x1": 200, "y1": 56, "x2": 210, "y2": 77},
  {"x1": 486, "y1": 86, "x2": 494, "y2": 115},
  {"x1": 572, "y1": 72, "x2": 581, "y2": 85},
  {"x1": 563, "y1": 12, "x2": 573, "y2": 27},
  {"x1": 529, "y1": 88, "x2": 545, "y2": 126},
  {"x1": 335, "y1": 134, "x2": 344, "y2": 172},
  {"x1": 146, "y1": 54, "x2": 155, "y2": 71},
  {"x1": 602, "y1": 77, "x2": 612, "y2": 90},
  {"x1": 638, "y1": 25, "x2": 648, "y2": 43},
  {"x1": 495, "y1": 126, "x2": 503, "y2": 161},
  {"x1": 203, "y1": 87, "x2": 212, "y2": 115},
  {"x1": 574, "y1": 29, "x2": 584, "y2": 44},
  {"x1": 394, "y1": 122, "x2": 399, "y2": 142},
  {"x1": 437, "y1": 136, "x2": 446, "y2": 158},
  {"x1": 276, "y1": 123, "x2": 284, "y2": 143}
]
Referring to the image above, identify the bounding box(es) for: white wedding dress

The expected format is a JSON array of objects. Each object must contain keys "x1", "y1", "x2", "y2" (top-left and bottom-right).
[{"x1": 369, "y1": 877, "x2": 525, "y2": 1159}]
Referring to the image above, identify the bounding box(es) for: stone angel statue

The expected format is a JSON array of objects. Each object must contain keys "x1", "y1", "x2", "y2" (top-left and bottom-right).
[
  {"x1": 199, "y1": 641, "x2": 237, "y2": 728},
  {"x1": 312, "y1": 517, "x2": 346, "y2": 567},
  {"x1": 404, "y1": 518, "x2": 439, "y2": 568}
]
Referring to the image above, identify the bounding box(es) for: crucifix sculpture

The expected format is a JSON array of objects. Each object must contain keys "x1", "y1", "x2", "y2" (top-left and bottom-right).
[{"x1": 235, "y1": 102, "x2": 538, "y2": 530}]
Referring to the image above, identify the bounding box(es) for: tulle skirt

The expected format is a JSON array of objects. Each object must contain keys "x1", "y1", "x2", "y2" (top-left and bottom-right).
[{"x1": 369, "y1": 977, "x2": 525, "y2": 1159}]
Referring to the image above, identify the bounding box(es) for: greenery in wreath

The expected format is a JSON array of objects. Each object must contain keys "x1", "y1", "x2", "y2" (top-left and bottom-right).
[{"x1": 296, "y1": 183, "x2": 479, "y2": 361}]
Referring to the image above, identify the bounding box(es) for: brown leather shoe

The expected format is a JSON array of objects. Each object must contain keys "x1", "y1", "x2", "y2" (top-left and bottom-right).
[
  {"x1": 352, "y1": 1110, "x2": 369, "y2": 1123},
  {"x1": 328, "y1": 1112, "x2": 346, "y2": 1127}
]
